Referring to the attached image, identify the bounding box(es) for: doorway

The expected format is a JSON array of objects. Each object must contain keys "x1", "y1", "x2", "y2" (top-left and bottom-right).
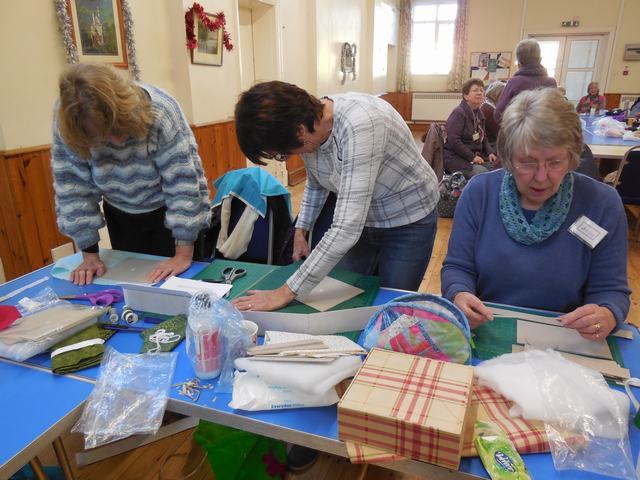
[{"x1": 532, "y1": 34, "x2": 607, "y2": 103}]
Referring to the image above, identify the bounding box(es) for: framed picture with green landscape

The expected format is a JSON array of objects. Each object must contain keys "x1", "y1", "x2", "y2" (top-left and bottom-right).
[
  {"x1": 66, "y1": 0, "x2": 128, "y2": 67},
  {"x1": 191, "y1": 12, "x2": 223, "y2": 66}
]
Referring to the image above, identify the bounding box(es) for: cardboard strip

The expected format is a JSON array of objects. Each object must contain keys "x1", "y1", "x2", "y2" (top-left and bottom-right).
[{"x1": 516, "y1": 320, "x2": 613, "y2": 359}]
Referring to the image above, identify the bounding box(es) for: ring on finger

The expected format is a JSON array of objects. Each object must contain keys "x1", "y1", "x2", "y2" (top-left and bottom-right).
[{"x1": 594, "y1": 322, "x2": 601, "y2": 333}]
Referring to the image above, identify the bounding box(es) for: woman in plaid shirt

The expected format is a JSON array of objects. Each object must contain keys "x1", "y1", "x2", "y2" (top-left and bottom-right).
[{"x1": 232, "y1": 81, "x2": 440, "y2": 312}]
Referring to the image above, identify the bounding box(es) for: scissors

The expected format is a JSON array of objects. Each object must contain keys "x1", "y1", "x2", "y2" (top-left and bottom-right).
[
  {"x1": 219, "y1": 267, "x2": 247, "y2": 284},
  {"x1": 59, "y1": 289, "x2": 124, "y2": 307}
]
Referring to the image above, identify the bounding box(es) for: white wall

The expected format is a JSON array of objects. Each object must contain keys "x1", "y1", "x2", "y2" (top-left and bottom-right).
[{"x1": 279, "y1": 0, "x2": 316, "y2": 93}]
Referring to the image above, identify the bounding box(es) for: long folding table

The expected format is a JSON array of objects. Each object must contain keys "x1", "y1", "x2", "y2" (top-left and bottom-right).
[{"x1": 1, "y1": 259, "x2": 639, "y2": 479}]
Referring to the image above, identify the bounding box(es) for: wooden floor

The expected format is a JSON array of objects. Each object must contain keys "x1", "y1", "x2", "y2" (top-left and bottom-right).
[{"x1": 34, "y1": 181, "x2": 640, "y2": 480}]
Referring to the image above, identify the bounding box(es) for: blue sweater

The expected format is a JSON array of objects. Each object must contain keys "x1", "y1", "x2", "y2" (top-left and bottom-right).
[
  {"x1": 441, "y1": 170, "x2": 630, "y2": 327},
  {"x1": 52, "y1": 84, "x2": 211, "y2": 250}
]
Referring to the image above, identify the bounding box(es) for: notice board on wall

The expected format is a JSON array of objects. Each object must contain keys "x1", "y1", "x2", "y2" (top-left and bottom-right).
[{"x1": 470, "y1": 51, "x2": 512, "y2": 81}]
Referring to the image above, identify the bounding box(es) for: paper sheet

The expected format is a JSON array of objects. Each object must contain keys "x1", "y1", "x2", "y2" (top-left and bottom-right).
[
  {"x1": 160, "y1": 277, "x2": 232, "y2": 298},
  {"x1": 264, "y1": 330, "x2": 366, "y2": 356},
  {"x1": 99, "y1": 258, "x2": 160, "y2": 284},
  {"x1": 516, "y1": 320, "x2": 613, "y2": 360},
  {"x1": 297, "y1": 277, "x2": 364, "y2": 312}
]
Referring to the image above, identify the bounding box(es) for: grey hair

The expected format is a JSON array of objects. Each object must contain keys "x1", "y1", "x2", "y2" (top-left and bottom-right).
[
  {"x1": 587, "y1": 81, "x2": 599, "y2": 94},
  {"x1": 497, "y1": 88, "x2": 583, "y2": 172},
  {"x1": 516, "y1": 38, "x2": 542, "y2": 66},
  {"x1": 485, "y1": 81, "x2": 506, "y2": 104}
]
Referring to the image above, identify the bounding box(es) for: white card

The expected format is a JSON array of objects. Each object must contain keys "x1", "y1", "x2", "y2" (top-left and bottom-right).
[
  {"x1": 297, "y1": 277, "x2": 364, "y2": 312},
  {"x1": 160, "y1": 276, "x2": 232, "y2": 298},
  {"x1": 569, "y1": 215, "x2": 607, "y2": 249}
]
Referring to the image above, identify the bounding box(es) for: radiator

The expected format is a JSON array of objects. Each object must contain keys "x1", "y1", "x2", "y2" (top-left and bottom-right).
[{"x1": 411, "y1": 92, "x2": 461, "y2": 121}]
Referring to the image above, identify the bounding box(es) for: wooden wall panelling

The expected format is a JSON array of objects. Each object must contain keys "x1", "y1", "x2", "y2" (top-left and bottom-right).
[
  {"x1": 604, "y1": 93, "x2": 621, "y2": 111},
  {"x1": 0, "y1": 153, "x2": 30, "y2": 280},
  {"x1": 286, "y1": 155, "x2": 306, "y2": 185},
  {"x1": 380, "y1": 92, "x2": 413, "y2": 121}
]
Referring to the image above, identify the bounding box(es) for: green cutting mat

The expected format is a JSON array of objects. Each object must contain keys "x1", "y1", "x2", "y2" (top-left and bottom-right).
[
  {"x1": 473, "y1": 304, "x2": 625, "y2": 369},
  {"x1": 192, "y1": 260, "x2": 278, "y2": 300},
  {"x1": 248, "y1": 261, "x2": 381, "y2": 314}
]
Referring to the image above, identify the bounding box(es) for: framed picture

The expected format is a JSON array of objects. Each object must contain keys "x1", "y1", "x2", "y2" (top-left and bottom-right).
[
  {"x1": 66, "y1": 0, "x2": 128, "y2": 67},
  {"x1": 470, "y1": 52, "x2": 511, "y2": 82},
  {"x1": 191, "y1": 12, "x2": 223, "y2": 66}
]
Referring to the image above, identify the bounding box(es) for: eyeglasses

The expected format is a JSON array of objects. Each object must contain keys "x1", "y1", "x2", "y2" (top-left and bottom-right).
[
  {"x1": 513, "y1": 159, "x2": 568, "y2": 174},
  {"x1": 261, "y1": 152, "x2": 289, "y2": 161}
]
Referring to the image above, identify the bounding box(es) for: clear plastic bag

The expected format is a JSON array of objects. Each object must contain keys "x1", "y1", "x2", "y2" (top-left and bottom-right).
[
  {"x1": 72, "y1": 347, "x2": 177, "y2": 449},
  {"x1": 185, "y1": 291, "x2": 248, "y2": 393},
  {"x1": 526, "y1": 350, "x2": 635, "y2": 479},
  {"x1": 15, "y1": 287, "x2": 66, "y2": 317}
]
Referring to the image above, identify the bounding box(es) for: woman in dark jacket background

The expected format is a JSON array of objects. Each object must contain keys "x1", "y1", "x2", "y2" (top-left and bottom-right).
[
  {"x1": 494, "y1": 38, "x2": 557, "y2": 123},
  {"x1": 444, "y1": 78, "x2": 497, "y2": 179}
]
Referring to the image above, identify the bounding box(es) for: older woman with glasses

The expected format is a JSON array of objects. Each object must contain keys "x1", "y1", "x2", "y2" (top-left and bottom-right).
[
  {"x1": 441, "y1": 88, "x2": 630, "y2": 340},
  {"x1": 232, "y1": 81, "x2": 439, "y2": 312}
]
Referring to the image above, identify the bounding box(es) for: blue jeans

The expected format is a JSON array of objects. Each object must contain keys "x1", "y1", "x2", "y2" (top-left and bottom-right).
[{"x1": 336, "y1": 209, "x2": 437, "y2": 291}]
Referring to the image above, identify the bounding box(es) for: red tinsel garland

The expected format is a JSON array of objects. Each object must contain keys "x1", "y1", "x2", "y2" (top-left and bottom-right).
[{"x1": 185, "y1": 2, "x2": 233, "y2": 51}]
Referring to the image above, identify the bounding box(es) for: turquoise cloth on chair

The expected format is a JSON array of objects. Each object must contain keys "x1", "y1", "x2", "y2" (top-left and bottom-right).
[{"x1": 213, "y1": 167, "x2": 292, "y2": 220}]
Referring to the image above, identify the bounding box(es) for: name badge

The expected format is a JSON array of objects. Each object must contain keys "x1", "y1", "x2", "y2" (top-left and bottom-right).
[
  {"x1": 568, "y1": 215, "x2": 607, "y2": 249},
  {"x1": 472, "y1": 132, "x2": 480, "y2": 141}
]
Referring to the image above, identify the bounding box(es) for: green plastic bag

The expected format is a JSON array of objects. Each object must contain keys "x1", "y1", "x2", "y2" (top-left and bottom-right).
[{"x1": 194, "y1": 421, "x2": 287, "y2": 480}]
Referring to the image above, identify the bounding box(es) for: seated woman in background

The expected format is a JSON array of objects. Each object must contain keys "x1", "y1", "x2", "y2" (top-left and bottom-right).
[
  {"x1": 481, "y1": 80, "x2": 506, "y2": 149},
  {"x1": 576, "y1": 81, "x2": 606, "y2": 114},
  {"x1": 441, "y1": 88, "x2": 630, "y2": 340},
  {"x1": 444, "y1": 78, "x2": 497, "y2": 179}
]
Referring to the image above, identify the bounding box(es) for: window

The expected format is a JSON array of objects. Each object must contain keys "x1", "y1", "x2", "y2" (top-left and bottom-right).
[{"x1": 411, "y1": 1, "x2": 457, "y2": 75}]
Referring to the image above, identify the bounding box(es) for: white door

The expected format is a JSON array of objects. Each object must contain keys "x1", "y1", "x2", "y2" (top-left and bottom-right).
[{"x1": 533, "y1": 35, "x2": 607, "y2": 103}]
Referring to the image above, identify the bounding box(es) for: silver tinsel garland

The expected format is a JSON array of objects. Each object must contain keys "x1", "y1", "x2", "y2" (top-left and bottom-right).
[{"x1": 54, "y1": 0, "x2": 140, "y2": 80}]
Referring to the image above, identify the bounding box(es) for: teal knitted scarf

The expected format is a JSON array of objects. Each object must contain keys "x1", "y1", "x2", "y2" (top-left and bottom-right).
[{"x1": 499, "y1": 171, "x2": 574, "y2": 245}]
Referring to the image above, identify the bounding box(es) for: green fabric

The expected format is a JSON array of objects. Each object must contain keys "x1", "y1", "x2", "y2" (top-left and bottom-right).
[
  {"x1": 140, "y1": 315, "x2": 187, "y2": 353},
  {"x1": 249, "y1": 261, "x2": 381, "y2": 314},
  {"x1": 195, "y1": 421, "x2": 287, "y2": 480},
  {"x1": 50, "y1": 325, "x2": 115, "y2": 374},
  {"x1": 192, "y1": 260, "x2": 277, "y2": 300}
]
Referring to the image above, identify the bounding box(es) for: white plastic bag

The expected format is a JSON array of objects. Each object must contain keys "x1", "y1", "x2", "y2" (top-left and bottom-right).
[
  {"x1": 475, "y1": 349, "x2": 636, "y2": 479},
  {"x1": 72, "y1": 348, "x2": 177, "y2": 449},
  {"x1": 594, "y1": 117, "x2": 626, "y2": 138},
  {"x1": 229, "y1": 371, "x2": 339, "y2": 411}
]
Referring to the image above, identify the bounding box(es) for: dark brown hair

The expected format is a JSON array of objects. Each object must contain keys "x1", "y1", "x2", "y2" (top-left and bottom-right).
[
  {"x1": 234, "y1": 81, "x2": 324, "y2": 165},
  {"x1": 462, "y1": 78, "x2": 485, "y2": 96}
]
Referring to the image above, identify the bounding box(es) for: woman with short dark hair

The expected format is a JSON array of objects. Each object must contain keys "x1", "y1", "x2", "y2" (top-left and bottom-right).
[
  {"x1": 442, "y1": 88, "x2": 630, "y2": 339},
  {"x1": 443, "y1": 78, "x2": 497, "y2": 179},
  {"x1": 232, "y1": 81, "x2": 440, "y2": 312}
]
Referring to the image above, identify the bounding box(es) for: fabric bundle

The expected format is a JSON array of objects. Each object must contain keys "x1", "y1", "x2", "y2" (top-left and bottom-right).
[{"x1": 51, "y1": 324, "x2": 115, "y2": 374}]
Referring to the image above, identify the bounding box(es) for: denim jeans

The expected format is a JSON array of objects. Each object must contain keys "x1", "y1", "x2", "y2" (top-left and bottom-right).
[{"x1": 336, "y1": 209, "x2": 437, "y2": 291}]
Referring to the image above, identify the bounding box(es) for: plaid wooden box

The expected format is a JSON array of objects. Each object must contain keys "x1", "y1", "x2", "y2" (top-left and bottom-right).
[{"x1": 338, "y1": 348, "x2": 474, "y2": 469}]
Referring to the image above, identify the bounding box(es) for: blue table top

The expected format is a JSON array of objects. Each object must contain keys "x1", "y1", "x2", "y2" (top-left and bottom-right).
[
  {"x1": 1, "y1": 262, "x2": 639, "y2": 479},
  {"x1": 582, "y1": 115, "x2": 640, "y2": 147}
]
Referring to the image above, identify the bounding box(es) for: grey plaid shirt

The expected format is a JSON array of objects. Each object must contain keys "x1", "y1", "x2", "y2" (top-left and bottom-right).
[{"x1": 287, "y1": 93, "x2": 439, "y2": 296}]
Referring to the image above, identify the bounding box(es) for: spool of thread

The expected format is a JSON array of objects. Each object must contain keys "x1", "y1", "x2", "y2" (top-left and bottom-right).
[
  {"x1": 107, "y1": 307, "x2": 119, "y2": 324},
  {"x1": 121, "y1": 306, "x2": 139, "y2": 325}
]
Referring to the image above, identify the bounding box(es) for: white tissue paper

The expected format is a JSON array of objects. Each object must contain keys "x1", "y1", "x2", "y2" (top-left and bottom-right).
[
  {"x1": 234, "y1": 355, "x2": 362, "y2": 396},
  {"x1": 229, "y1": 371, "x2": 339, "y2": 411}
]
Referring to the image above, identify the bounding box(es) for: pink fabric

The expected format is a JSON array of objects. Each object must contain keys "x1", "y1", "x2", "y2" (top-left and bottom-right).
[{"x1": 0, "y1": 306, "x2": 21, "y2": 331}]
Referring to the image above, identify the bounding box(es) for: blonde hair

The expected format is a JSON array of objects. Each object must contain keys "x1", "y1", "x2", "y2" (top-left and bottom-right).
[
  {"x1": 57, "y1": 63, "x2": 153, "y2": 159},
  {"x1": 497, "y1": 88, "x2": 582, "y2": 172}
]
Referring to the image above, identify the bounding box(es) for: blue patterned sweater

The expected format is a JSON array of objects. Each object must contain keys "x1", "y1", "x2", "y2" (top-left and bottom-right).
[{"x1": 52, "y1": 84, "x2": 211, "y2": 250}]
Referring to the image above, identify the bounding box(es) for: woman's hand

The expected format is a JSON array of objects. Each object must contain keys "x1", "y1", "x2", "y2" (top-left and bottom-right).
[
  {"x1": 232, "y1": 284, "x2": 296, "y2": 312},
  {"x1": 453, "y1": 292, "x2": 493, "y2": 328},
  {"x1": 472, "y1": 155, "x2": 485, "y2": 165},
  {"x1": 559, "y1": 304, "x2": 616, "y2": 341},
  {"x1": 70, "y1": 252, "x2": 106, "y2": 286},
  {"x1": 147, "y1": 245, "x2": 193, "y2": 284},
  {"x1": 292, "y1": 229, "x2": 311, "y2": 261},
  {"x1": 488, "y1": 153, "x2": 498, "y2": 165}
]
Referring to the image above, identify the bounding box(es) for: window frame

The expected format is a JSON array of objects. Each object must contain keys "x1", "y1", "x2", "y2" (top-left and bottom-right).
[{"x1": 410, "y1": 0, "x2": 458, "y2": 76}]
